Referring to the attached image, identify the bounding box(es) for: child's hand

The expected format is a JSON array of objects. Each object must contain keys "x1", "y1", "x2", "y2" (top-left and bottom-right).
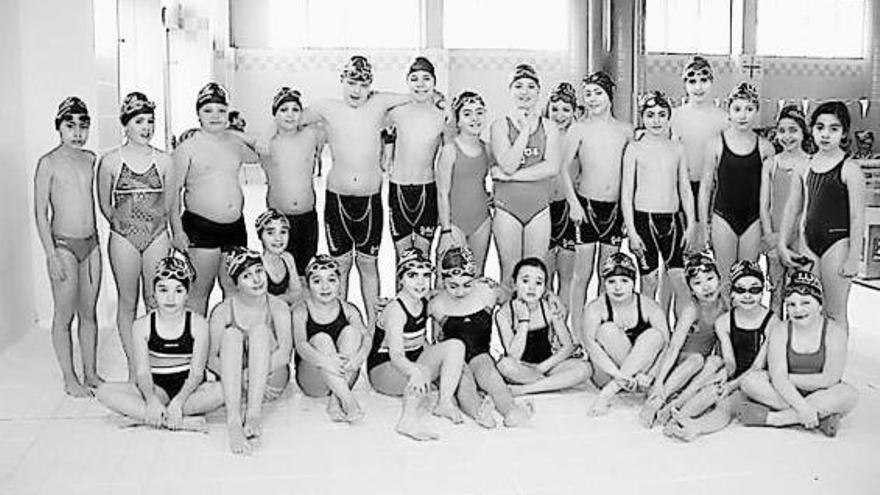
[
  {"x1": 171, "y1": 230, "x2": 190, "y2": 252},
  {"x1": 635, "y1": 372, "x2": 653, "y2": 390},
  {"x1": 165, "y1": 400, "x2": 184, "y2": 430},
  {"x1": 406, "y1": 365, "x2": 430, "y2": 396},
  {"x1": 796, "y1": 403, "x2": 819, "y2": 429},
  {"x1": 840, "y1": 256, "x2": 859, "y2": 278},
  {"x1": 568, "y1": 203, "x2": 587, "y2": 224},
  {"x1": 511, "y1": 299, "x2": 530, "y2": 325},
  {"x1": 145, "y1": 397, "x2": 166, "y2": 428},
  {"x1": 321, "y1": 352, "x2": 346, "y2": 377},
  {"x1": 628, "y1": 234, "x2": 646, "y2": 258},
  {"x1": 490, "y1": 166, "x2": 511, "y2": 181},
  {"x1": 47, "y1": 253, "x2": 67, "y2": 282}
]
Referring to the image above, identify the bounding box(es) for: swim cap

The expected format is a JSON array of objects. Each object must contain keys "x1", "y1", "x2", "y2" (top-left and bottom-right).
[
  {"x1": 397, "y1": 248, "x2": 433, "y2": 280},
  {"x1": 153, "y1": 253, "x2": 196, "y2": 289},
  {"x1": 408, "y1": 56, "x2": 436, "y2": 80},
  {"x1": 305, "y1": 254, "x2": 341, "y2": 279},
  {"x1": 196, "y1": 82, "x2": 228, "y2": 112},
  {"x1": 120, "y1": 92, "x2": 156, "y2": 126},
  {"x1": 55, "y1": 96, "x2": 90, "y2": 129},
  {"x1": 600, "y1": 252, "x2": 637, "y2": 281},
  {"x1": 730, "y1": 259, "x2": 764, "y2": 286},
  {"x1": 639, "y1": 90, "x2": 672, "y2": 115},
  {"x1": 682, "y1": 56, "x2": 714, "y2": 81},
  {"x1": 225, "y1": 247, "x2": 263, "y2": 282},
  {"x1": 452, "y1": 90, "x2": 485, "y2": 123},
  {"x1": 510, "y1": 64, "x2": 540, "y2": 87},
  {"x1": 549, "y1": 82, "x2": 577, "y2": 108},
  {"x1": 727, "y1": 82, "x2": 760, "y2": 107},
  {"x1": 784, "y1": 270, "x2": 823, "y2": 304},
  {"x1": 254, "y1": 208, "x2": 290, "y2": 237},
  {"x1": 582, "y1": 72, "x2": 615, "y2": 101},
  {"x1": 272, "y1": 86, "x2": 303, "y2": 115},
  {"x1": 684, "y1": 252, "x2": 719, "y2": 283},
  {"x1": 341, "y1": 55, "x2": 373, "y2": 83},
  {"x1": 440, "y1": 246, "x2": 476, "y2": 278}
]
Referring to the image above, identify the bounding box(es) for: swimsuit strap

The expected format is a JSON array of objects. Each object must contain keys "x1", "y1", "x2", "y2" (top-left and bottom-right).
[
  {"x1": 538, "y1": 300, "x2": 549, "y2": 327},
  {"x1": 758, "y1": 310, "x2": 774, "y2": 332},
  {"x1": 603, "y1": 294, "x2": 614, "y2": 323}
]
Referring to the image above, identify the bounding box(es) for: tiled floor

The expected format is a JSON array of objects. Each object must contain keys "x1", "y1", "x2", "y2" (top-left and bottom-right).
[{"x1": 3, "y1": 176, "x2": 879, "y2": 495}]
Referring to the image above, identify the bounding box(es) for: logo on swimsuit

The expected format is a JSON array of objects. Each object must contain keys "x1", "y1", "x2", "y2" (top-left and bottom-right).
[
  {"x1": 418, "y1": 225, "x2": 435, "y2": 238},
  {"x1": 523, "y1": 147, "x2": 540, "y2": 158}
]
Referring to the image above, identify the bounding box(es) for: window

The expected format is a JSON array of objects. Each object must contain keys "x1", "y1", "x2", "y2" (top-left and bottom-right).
[
  {"x1": 756, "y1": 0, "x2": 865, "y2": 58},
  {"x1": 443, "y1": 0, "x2": 568, "y2": 50},
  {"x1": 646, "y1": 0, "x2": 733, "y2": 54},
  {"x1": 268, "y1": 0, "x2": 420, "y2": 49}
]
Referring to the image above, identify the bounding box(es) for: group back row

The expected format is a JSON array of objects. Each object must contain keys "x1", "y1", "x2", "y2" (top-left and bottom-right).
[{"x1": 34, "y1": 54, "x2": 863, "y2": 453}]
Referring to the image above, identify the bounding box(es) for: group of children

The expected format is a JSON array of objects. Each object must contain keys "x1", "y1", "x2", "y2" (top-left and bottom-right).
[{"x1": 33, "y1": 53, "x2": 862, "y2": 454}]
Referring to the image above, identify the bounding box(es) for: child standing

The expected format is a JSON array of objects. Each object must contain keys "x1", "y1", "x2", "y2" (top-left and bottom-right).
[
  {"x1": 33, "y1": 96, "x2": 103, "y2": 397},
  {"x1": 759, "y1": 106, "x2": 812, "y2": 313}
]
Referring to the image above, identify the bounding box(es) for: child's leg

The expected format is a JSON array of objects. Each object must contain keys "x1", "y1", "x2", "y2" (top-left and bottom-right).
[
  {"x1": 677, "y1": 382, "x2": 725, "y2": 419},
  {"x1": 737, "y1": 222, "x2": 763, "y2": 264},
  {"x1": 354, "y1": 253, "x2": 381, "y2": 324},
  {"x1": 77, "y1": 247, "x2": 102, "y2": 387},
  {"x1": 309, "y1": 332, "x2": 361, "y2": 421},
  {"x1": 496, "y1": 357, "x2": 544, "y2": 385},
  {"x1": 669, "y1": 356, "x2": 725, "y2": 409},
  {"x1": 108, "y1": 233, "x2": 142, "y2": 380},
  {"x1": 421, "y1": 340, "x2": 465, "y2": 421},
  {"x1": 50, "y1": 249, "x2": 88, "y2": 397},
  {"x1": 556, "y1": 248, "x2": 576, "y2": 314},
  {"x1": 182, "y1": 381, "x2": 225, "y2": 415},
  {"x1": 334, "y1": 253, "x2": 354, "y2": 300},
  {"x1": 710, "y1": 215, "x2": 738, "y2": 295},
  {"x1": 187, "y1": 247, "x2": 220, "y2": 316},
  {"x1": 469, "y1": 354, "x2": 533, "y2": 427},
  {"x1": 509, "y1": 359, "x2": 591, "y2": 396},
  {"x1": 766, "y1": 250, "x2": 786, "y2": 315},
  {"x1": 587, "y1": 322, "x2": 632, "y2": 416},
  {"x1": 739, "y1": 370, "x2": 790, "y2": 410},
  {"x1": 522, "y1": 210, "x2": 551, "y2": 262},
  {"x1": 818, "y1": 240, "x2": 853, "y2": 330},
  {"x1": 468, "y1": 219, "x2": 492, "y2": 276},
  {"x1": 219, "y1": 327, "x2": 250, "y2": 455},
  {"x1": 455, "y1": 365, "x2": 496, "y2": 428},
  {"x1": 139, "y1": 233, "x2": 170, "y2": 311},
  {"x1": 640, "y1": 268, "x2": 660, "y2": 302},
  {"x1": 493, "y1": 210, "x2": 525, "y2": 284},
  {"x1": 95, "y1": 381, "x2": 153, "y2": 419},
  {"x1": 667, "y1": 268, "x2": 690, "y2": 319},
  {"x1": 570, "y1": 243, "x2": 598, "y2": 341},
  {"x1": 665, "y1": 392, "x2": 741, "y2": 442},
  {"x1": 763, "y1": 383, "x2": 859, "y2": 428},
  {"x1": 244, "y1": 324, "x2": 272, "y2": 441},
  {"x1": 618, "y1": 328, "x2": 665, "y2": 378}
]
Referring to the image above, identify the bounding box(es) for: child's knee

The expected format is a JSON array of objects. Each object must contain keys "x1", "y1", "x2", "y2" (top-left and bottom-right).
[
  {"x1": 704, "y1": 355, "x2": 723, "y2": 370},
  {"x1": 684, "y1": 353, "x2": 705, "y2": 370},
  {"x1": 738, "y1": 370, "x2": 767, "y2": 395},
  {"x1": 441, "y1": 338, "x2": 465, "y2": 359}
]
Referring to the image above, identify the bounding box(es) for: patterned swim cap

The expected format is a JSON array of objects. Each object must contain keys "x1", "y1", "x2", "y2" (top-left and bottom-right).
[
  {"x1": 684, "y1": 251, "x2": 719, "y2": 283},
  {"x1": 196, "y1": 82, "x2": 228, "y2": 112},
  {"x1": 682, "y1": 56, "x2": 714, "y2": 81},
  {"x1": 728, "y1": 82, "x2": 760, "y2": 107},
  {"x1": 510, "y1": 63, "x2": 540, "y2": 87},
  {"x1": 784, "y1": 270, "x2": 823, "y2": 304},
  {"x1": 639, "y1": 90, "x2": 672, "y2": 115},
  {"x1": 254, "y1": 208, "x2": 290, "y2": 237},
  {"x1": 730, "y1": 259, "x2": 765, "y2": 285},
  {"x1": 408, "y1": 56, "x2": 436, "y2": 80},
  {"x1": 600, "y1": 252, "x2": 637, "y2": 281},
  {"x1": 549, "y1": 82, "x2": 577, "y2": 108},
  {"x1": 55, "y1": 96, "x2": 90, "y2": 129},
  {"x1": 153, "y1": 252, "x2": 196, "y2": 289},
  {"x1": 305, "y1": 254, "x2": 341, "y2": 279},
  {"x1": 341, "y1": 55, "x2": 373, "y2": 83},
  {"x1": 452, "y1": 90, "x2": 485, "y2": 123},
  {"x1": 120, "y1": 92, "x2": 156, "y2": 126},
  {"x1": 225, "y1": 246, "x2": 263, "y2": 282},
  {"x1": 582, "y1": 71, "x2": 615, "y2": 100},
  {"x1": 440, "y1": 246, "x2": 476, "y2": 278},
  {"x1": 397, "y1": 248, "x2": 433, "y2": 280},
  {"x1": 272, "y1": 86, "x2": 303, "y2": 115}
]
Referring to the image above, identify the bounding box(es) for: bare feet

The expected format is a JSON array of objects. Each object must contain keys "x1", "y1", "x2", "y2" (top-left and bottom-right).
[
  {"x1": 83, "y1": 374, "x2": 104, "y2": 390},
  {"x1": 228, "y1": 424, "x2": 253, "y2": 455},
  {"x1": 655, "y1": 402, "x2": 677, "y2": 426},
  {"x1": 818, "y1": 413, "x2": 842, "y2": 438},
  {"x1": 243, "y1": 411, "x2": 263, "y2": 447},
  {"x1": 64, "y1": 379, "x2": 92, "y2": 398},
  {"x1": 396, "y1": 418, "x2": 439, "y2": 442},
  {"x1": 586, "y1": 395, "x2": 611, "y2": 417},
  {"x1": 639, "y1": 395, "x2": 664, "y2": 428},
  {"x1": 326, "y1": 395, "x2": 346, "y2": 423},
  {"x1": 663, "y1": 418, "x2": 699, "y2": 442},
  {"x1": 508, "y1": 385, "x2": 527, "y2": 396},
  {"x1": 342, "y1": 399, "x2": 365, "y2": 424},
  {"x1": 180, "y1": 416, "x2": 209, "y2": 434},
  {"x1": 475, "y1": 395, "x2": 497, "y2": 429},
  {"x1": 433, "y1": 401, "x2": 464, "y2": 424},
  {"x1": 503, "y1": 400, "x2": 535, "y2": 428}
]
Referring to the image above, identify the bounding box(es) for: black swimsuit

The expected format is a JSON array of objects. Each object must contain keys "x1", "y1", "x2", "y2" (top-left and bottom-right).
[
  {"x1": 513, "y1": 301, "x2": 553, "y2": 364},
  {"x1": 729, "y1": 310, "x2": 773, "y2": 379},
  {"x1": 441, "y1": 307, "x2": 494, "y2": 363},
  {"x1": 305, "y1": 300, "x2": 349, "y2": 341},
  {"x1": 713, "y1": 133, "x2": 762, "y2": 236},
  {"x1": 266, "y1": 263, "x2": 290, "y2": 296},
  {"x1": 367, "y1": 298, "x2": 427, "y2": 371},
  {"x1": 804, "y1": 158, "x2": 850, "y2": 257},
  {"x1": 149, "y1": 311, "x2": 195, "y2": 399},
  {"x1": 603, "y1": 294, "x2": 651, "y2": 345}
]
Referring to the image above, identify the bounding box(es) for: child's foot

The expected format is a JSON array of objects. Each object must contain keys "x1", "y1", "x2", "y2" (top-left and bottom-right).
[
  {"x1": 734, "y1": 400, "x2": 770, "y2": 426},
  {"x1": 326, "y1": 396, "x2": 346, "y2": 423},
  {"x1": 503, "y1": 400, "x2": 535, "y2": 428},
  {"x1": 818, "y1": 413, "x2": 842, "y2": 438},
  {"x1": 64, "y1": 379, "x2": 92, "y2": 398},
  {"x1": 663, "y1": 419, "x2": 699, "y2": 442},
  {"x1": 243, "y1": 412, "x2": 263, "y2": 446},
  {"x1": 639, "y1": 395, "x2": 664, "y2": 428},
  {"x1": 396, "y1": 417, "x2": 439, "y2": 442},
  {"x1": 342, "y1": 398, "x2": 365, "y2": 424},
  {"x1": 586, "y1": 395, "x2": 611, "y2": 417},
  {"x1": 180, "y1": 416, "x2": 209, "y2": 434},
  {"x1": 433, "y1": 401, "x2": 464, "y2": 424},
  {"x1": 475, "y1": 395, "x2": 497, "y2": 429},
  {"x1": 228, "y1": 424, "x2": 253, "y2": 456},
  {"x1": 84, "y1": 374, "x2": 104, "y2": 390},
  {"x1": 655, "y1": 402, "x2": 677, "y2": 426},
  {"x1": 508, "y1": 384, "x2": 526, "y2": 396}
]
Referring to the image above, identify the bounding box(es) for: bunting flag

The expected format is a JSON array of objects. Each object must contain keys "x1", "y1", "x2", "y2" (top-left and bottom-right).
[
  {"x1": 778, "y1": 99, "x2": 786, "y2": 115},
  {"x1": 860, "y1": 97, "x2": 870, "y2": 119},
  {"x1": 802, "y1": 98, "x2": 811, "y2": 116}
]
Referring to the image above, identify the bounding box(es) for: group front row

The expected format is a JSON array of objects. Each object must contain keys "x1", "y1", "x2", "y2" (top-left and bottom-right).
[{"x1": 95, "y1": 245, "x2": 858, "y2": 454}]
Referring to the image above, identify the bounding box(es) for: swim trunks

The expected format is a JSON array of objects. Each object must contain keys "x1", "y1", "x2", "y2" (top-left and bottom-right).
[
  {"x1": 389, "y1": 182, "x2": 438, "y2": 242},
  {"x1": 633, "y1": 210, "x2": 685, "y2": 274},
  {"x1": 574, "y1": 195, "x2": 623, "y2": 245},
  {"x1": 181, "y1": 211, "x2": 247, "y2": 251},
  {"x1": 324, "y1": 190, "x2": 383, "y2": 257},
  {"x1": 550, "y1": 199, "x2": 576, "y2": 251},
  {"x1": 283, "y1": 210, "x2": 318, "y2": 274}
]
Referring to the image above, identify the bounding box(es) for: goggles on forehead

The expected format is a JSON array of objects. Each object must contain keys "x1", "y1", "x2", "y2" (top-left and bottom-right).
[
  {"x1": 154, "y1": 255, "x2": 195, "y2": 284},
  {"x1": 306, "y1": 255, "x2": 340, "y2": 278}
]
